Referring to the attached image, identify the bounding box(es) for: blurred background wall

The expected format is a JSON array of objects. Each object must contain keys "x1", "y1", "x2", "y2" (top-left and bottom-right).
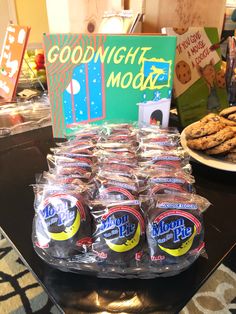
[
  {"x1": 0, "y1": 0, "x2": 234, "y2": 51},
  {"x1": 14, "y1": 0, "x2": 49, "y2": 43}
]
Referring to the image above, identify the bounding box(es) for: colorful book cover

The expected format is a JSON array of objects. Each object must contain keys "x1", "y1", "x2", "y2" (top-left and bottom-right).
[
  {"x1": 162, "y1": 27, "x2": 229, "y2": 127},
  {"x1": 0, "y1": 24, "x2": 30, "y2": 101},
  {"x1": 43, "y1": 34, "x2": 176, "y2": 138}
]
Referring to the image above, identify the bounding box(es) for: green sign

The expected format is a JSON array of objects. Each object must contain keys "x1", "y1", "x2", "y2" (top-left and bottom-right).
[{"x1": 43, "y1": 34, "x2": 176, "y2": 137}]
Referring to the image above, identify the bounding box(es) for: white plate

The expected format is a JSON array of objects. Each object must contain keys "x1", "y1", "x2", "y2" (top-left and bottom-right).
[{"x1": 180, "y1": 124, "x2": 236, "y2": 172}]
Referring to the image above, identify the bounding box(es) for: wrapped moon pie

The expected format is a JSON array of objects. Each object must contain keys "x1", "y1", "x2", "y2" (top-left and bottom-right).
[
  {"x1": 91, "y1": 200, "x2": 145, "y2": 265},
  {"x1": 32, "y1": 184, "x2": 92, "y2": 258},
  {"x1": 146, "y1": 193, "x2": 210, "y2": 265}
]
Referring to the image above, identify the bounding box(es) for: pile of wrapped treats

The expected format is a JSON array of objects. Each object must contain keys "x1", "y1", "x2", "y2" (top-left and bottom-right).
[{"x1": 32, "y1": 123, "x2": 210, "y2": 278}]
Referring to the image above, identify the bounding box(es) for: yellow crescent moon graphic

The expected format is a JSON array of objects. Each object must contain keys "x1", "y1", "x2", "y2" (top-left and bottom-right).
[
  {"x1": 158, "y1": 226, "x2": 197, "y2": 257},
  {"x1": 49, "y1": 210, "x2": 80, "y2": 241},
  {"x1": 105, "y1": 223, "x2": 141, "y2": 253}
]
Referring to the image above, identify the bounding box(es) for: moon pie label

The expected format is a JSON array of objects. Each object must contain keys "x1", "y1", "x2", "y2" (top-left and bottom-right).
[
  {"x1": 39, "y1": 193, "x2": 86, "y2": 241},
  {"x1": 92, "y1": 205, "x2": 145, "y2": 262},
  {"x1": 101, "y1": 163, "x2": 134, "y2": 176},
  {"x1": 147, "y1": 207, "x2": 203, "y2": 262},
  {"x1": 99, "y1": 187, "x2": 135, "y2": 200},
  {"x1": 151, "y1": 183, "x2": 187, "y2": 195},
  {"x1": 153, "y1": 160, "x2": 181, "y2": 169},
  {"x1": 149, "y1": 178, "x2": 193, "y2": 195},
  {"x1": 153, "y1": 155, "x2": 181, "y2": 161},
  {"x1": 94, "y1": 177, "x2": 138, "y2": 201}
]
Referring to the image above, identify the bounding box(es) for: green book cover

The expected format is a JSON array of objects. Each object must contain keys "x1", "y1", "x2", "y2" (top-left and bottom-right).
[
  {"x1": 162, "y1": 27, "x2": 229, "y2": 127},
  {"x1": 43, "y1": 34, "x2": 176, "y2": 138}
]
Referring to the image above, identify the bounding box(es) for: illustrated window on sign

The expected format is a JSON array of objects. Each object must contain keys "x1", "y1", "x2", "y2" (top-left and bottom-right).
[
  {"x1": 63, "y1": 57, "x2": 106, "y2": 127},
  {"x1": 143, "y1": 59, "x2": 171, "y2": 88}
]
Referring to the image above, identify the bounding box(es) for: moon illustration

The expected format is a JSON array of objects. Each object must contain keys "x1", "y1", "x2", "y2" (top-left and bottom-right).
[
  {"x1": 66, "y1": 79, "x2": 81, "y2": 95},
  {"x1": 158, "y1": 226, "x2": 197, "y2": 257},
  {"x1": 105, "y1": 223, "x2": 141, "y2": 253},
  {"x1": 49, "y1": 209, "x2": 80, "y2": 241}
]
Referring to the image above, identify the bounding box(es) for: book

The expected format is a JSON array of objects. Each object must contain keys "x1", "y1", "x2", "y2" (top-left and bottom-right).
[
  {"x1": 162, "y1": 27, "x2": 229, "y2": 127},
  {"x1": 0, "y1": 24, "x2": 30, "y2": 102},
  {"x1": 43, "y1": 34, "x2": 176, "y2": 138}
]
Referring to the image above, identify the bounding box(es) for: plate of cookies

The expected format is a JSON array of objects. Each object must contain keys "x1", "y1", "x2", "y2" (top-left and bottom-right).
[{"x1": 180, "y1": 107, "x2": 236, "y2": 171}]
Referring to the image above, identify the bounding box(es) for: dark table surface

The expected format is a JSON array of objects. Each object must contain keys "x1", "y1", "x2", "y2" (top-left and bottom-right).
[{"x1": 0, "y1": 126, "x2": 236, "y2": 314}]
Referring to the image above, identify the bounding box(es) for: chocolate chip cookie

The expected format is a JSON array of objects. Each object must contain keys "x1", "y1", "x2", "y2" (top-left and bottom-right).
[
  {"x1": 186, "y1": 127, "x2": 234, "y2": 150},
  {"x1": 200, "y1": 113, "x2": 221, "y2": 123},
  {"x1": 175, "y1": 60, "x2": 191, "y2": 84},
  {"x1": 219, "y1": 106, "x2": 236, "y2": 117},
  {"x1": 224, "y1": 152, "x2": 236, "y2": 162},
  {"x1": 219, "y1": 116, "x2": 236, "y2": 126},
  {"x1": 205, "y1": 137, "x2": 236, "y2": 155},
  {"x1": 173, "y1": 27, "x2": 189, "y2": 35},
  {"x1": 228, "y1": 113, "x2": 236, "y2": 122},
  {"x1": 229, "y1": 147, "x2": 236, "y2": 153},
  {"x1": 185, "y1": 120, "x2": 224, "y2": 139}
]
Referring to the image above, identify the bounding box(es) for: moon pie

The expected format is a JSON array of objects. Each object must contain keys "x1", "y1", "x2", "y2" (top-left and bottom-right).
[
  {"x1": 139, "y1": 134, "x2": 180, "y2": 152},
  {"x1": 146, "y1": 194, "x2": 210, "y2": 266},
  {"x1": 91, "y1": 200, "x2": 145, "y2": 265},
  {"x1": 138, "y1": 149, "x2": 191, "y2": 172},
  {"x1": 98, "y1": 163, "x2": 137, "y2": 178},
  {"x1": 102, "y1": 123, "x2": 135, "y2": 136},
  {"x1": 144, "y1": 170, "x2": 195, "y2": 196},
  {"x1": 33, "y1": 184, "x2": 92, "y2": 258},
  {"x1": 91, "y1": 173, "x2": 139, "y2": 201}
]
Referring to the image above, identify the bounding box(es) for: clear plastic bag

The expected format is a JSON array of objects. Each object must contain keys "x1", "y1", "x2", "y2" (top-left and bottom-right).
[
  {"x1": 33, "y1": 190, "x2": 209, "y2": 278},
  {"x1": 89, "y1": 172, "x2": 139, "y2": 201},
  {"x1": 32, "y1": 123, "x2": 210, "y2": 278},
  {"x1": 32, "y1": 184, "x2": 92, "y2": 259},
  {"x1": 139, "y1": 169, "x2": 195, "y2": 196},
  {"x1": 145, "y1": 193, "x2": 210, "y2": 266}
]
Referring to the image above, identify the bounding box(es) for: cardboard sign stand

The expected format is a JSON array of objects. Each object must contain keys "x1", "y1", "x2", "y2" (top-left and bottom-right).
[{"x1": 0, "y1": 24, "x2": 30, "y2": 103}]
